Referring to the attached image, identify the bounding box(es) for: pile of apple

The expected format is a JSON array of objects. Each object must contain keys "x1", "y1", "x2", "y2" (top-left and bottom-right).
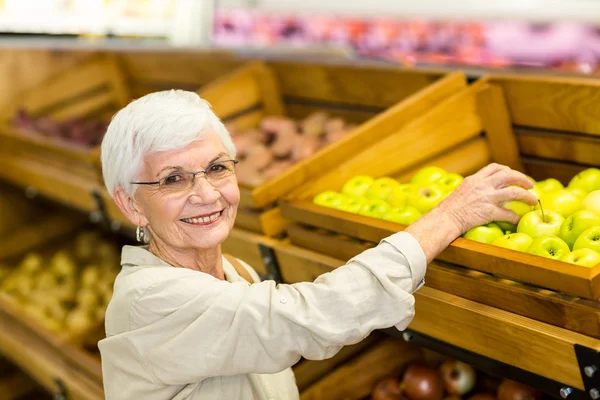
[
  {"x1": 229, "y1": 112, "x2": 355, "y2": 186},
  {"x1": 12, "y1": 108, "x2": 109, "y2": 148},
  {"x1": 371, "y1": 358, "x2": 541, "y2": 400},
  {"x1": 0, "y1": 231, "x2": 119, "y2": 338},
  {"x1": 464, "y1": 168, "x2": 600, "y2": 268},
  {"x1": 313, "y1": 166, "x2": 600, "y2": 268},
  {"x1": 313, "y1": 166, "x2": 463, "y2": 226}
]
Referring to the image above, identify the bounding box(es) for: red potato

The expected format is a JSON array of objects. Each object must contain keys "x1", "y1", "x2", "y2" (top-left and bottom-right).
[
  {"x1": 235, "y1": 160, "x2": 266, "y2": 187},
  {"x1": 260, "y1": 116, "x2": 297, "y2": 136},
  {"x1": 244, "y1": 144, "x2": 273, "y2": 171},
  {"x1": 324, "y1": 117, "x2": 346, "y2": 133},
  {"x1": 34, "y1": 117, "x2": 63, "y2": 138},
  {"x1": 301, "y1": 111, "x2": 329, "y2": 138},
  {"x1": 232, "y1": 134, "x2": 261, "y2": 158},
  {"x1": 291, "y1": 135, "x2": 320, "y2": 161},
  {"x1": 262, "y1": 160, "x2": 295, "y2": 180},
  {"x1": 271, "y1": 129, "x2": 299, "y2": 158},
  {"x1": 324, "y1": 128, "x2": 350, "y2": 145},
  {"x1": 244, "y1": 129, "x2": 269, "y2": 144}
]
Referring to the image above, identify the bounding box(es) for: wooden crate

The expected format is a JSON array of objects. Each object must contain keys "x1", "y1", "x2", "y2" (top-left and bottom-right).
[
  {"x1": 280, "y1": 76, "x2": 600, "y2": 301},
  {"x1": 198, "y1": 60, "x2": 469, "y2": 236},
  {"x1": 0, "y1": 54, "x2": 130, "y2": 184},
  {"x1": 273, "y1": 239, "x2": 600, "y2": 392}
]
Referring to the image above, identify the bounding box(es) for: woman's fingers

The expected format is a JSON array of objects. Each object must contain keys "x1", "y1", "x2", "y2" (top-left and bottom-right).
[
  {"x1": 492, "y1": 207, "x2": 522, "y2": 226},
  {"x1": 492, "y1": 185, "x2": 539, "y2": 206},
  {"x1": 471, "y1": 162, "x2": 507, "y2": 180},
  {"x1": 489, "y1": 168, "x2": 535, "y2": 190}
]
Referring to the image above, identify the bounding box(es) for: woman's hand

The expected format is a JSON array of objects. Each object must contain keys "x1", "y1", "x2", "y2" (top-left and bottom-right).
[{"x1": 405, "y1": 163, "x2": 538, "y2": 264}]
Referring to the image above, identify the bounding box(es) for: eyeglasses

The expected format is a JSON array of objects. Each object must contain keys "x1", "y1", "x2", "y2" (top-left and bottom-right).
[{"x1": 131, "y1": 159, "x2": 238, "y2": 193}]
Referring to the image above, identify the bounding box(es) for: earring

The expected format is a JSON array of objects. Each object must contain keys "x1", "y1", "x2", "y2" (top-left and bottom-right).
[{"x1": 136, "y1": 225, "x2": 146, "y2": 243}]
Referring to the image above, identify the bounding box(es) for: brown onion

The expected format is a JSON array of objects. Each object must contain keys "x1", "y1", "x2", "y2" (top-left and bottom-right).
[
  {"x1": 372, "y1": 377, "x2": 406, "y2": 400},
  {"x1": 497, "y1": 380, "x2": 542, "y2": 400},
  {"x1": 440, "y1": 360, "x2": 476, "y2": 395},
  {"x1": 402, "y1": 364, "x2": 444, "y2": 400}
]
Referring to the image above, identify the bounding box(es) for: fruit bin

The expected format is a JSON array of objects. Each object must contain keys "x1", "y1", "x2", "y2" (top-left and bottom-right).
[
  {"x1": 272, "y1": 238, "x2": 600, "y2": 394},
  {"x1": 279, "y1": 74, "x2": 600, "y2": 302},
  {"x1": 198, "y1": 59, "x2": 469, "y2": 236},
  {"x1": 0, "y1": 54, "x2": 131, "y2": 185}
]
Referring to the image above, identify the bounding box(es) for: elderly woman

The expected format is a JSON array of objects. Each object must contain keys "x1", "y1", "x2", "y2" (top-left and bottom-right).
[{"x1": 98, "y1": 90, "x2": 536, "y2": 400}]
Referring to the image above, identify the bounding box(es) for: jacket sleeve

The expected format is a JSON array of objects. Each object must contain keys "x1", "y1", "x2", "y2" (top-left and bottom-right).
[{"x1": 126, "y1": 232, "x2": 426, "y2": 386}]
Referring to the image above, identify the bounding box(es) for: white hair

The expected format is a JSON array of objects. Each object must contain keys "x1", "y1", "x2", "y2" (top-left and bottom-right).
[{"x1": 101, "y1": 90, "x2": 236, "y2": 197}]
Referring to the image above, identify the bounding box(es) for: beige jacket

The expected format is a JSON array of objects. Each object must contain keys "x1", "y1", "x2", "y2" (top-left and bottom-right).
[{"x1": 98, "y1": 231, "x2": 426, "y2": 400}]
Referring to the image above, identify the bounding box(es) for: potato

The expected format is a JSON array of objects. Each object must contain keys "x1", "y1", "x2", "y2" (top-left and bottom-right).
[
  {"x1": 260, "y1": 116, "x2": 297, "y2": 136},
  {"x1": 235, "y1": 161, "x2": 267, "y2": 186},
  {"x1": 51, "y1": 250, "x2": 77, "y2": 278},
  {"x1": 19, "y1": 253, "x2": 43, "y2": 275},
  {"x1": 324, "y1": 117, "x2": 345, "y2": 133},
  {"x1": 291, "y1": 135, "x2": 321, "y2": 162},
  {"x1": 65, "y1": 308, "x2": 94, "y2": 335},
  {"x1": 232, "y1": 134, "x2": 260, "y2": 158},
  {"x1": 271, "y1": 130, "x2": 299, "y2": 158},
  {"x1": 324, "y1": 128, "x2": 351, "y2": 145},
  {"x1": 81, "y1": 265, "x2": 101, "y2": 288},
  {"x1": 76, "y1": 287, "x2": 98, "y2": 310},
  {"x1": 244, "y1": 144, "x2": 273, "y2": 171},
  {"x1": 262, "y1": 160, "x2": 295, "y2": 180},
  {"x1": 301, "y1": 111, "x2": 329, "y2": 137}
]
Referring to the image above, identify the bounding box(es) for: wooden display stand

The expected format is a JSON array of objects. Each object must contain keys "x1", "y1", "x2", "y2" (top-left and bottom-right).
[
  {"x1": 199, "y1": 60, "x2": 468, "y2": 236},
  {"x1": 280, "y1": 76, "x2": 600, "y2": 302}
]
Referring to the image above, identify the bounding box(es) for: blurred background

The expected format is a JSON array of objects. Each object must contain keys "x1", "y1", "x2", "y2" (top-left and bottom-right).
[{"x1": 2, "y1": 0, "x2": 600, "y2": 75}]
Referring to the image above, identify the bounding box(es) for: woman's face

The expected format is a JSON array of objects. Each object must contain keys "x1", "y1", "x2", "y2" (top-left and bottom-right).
[{"x1": 133, "y1": 131, "x2": 239, "y2": 250}]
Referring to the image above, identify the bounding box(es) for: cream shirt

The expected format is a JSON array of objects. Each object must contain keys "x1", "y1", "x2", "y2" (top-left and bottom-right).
[{"x1": 98, "y1": 231, "x2": 426, "y2": 400}]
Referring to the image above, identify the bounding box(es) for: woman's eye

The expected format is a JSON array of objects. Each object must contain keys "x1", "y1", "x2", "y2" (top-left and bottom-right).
[
  {"x1": 209, "y1": 163, "x2": 227, "y2": 172},
  {"x1": 164, "y1": 174, "x2": 183, "y2": 184}
]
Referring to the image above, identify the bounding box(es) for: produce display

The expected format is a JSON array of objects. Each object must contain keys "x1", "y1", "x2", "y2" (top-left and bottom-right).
[
  {"x1": 12, "y1": 108, "x2": 109, "y2": 147},
  {"x1": 371, "y1": 358, "x2": 542, "y2": 400},
  {"x1": 0, "y1": 231, "x2": 119, "y2": 338},
  {"x1": 229, "y1": 112, "x2": 356, "y2": 186},
  {"x1": 313, "y1": 167, "x2": 600, "y2": 267}
]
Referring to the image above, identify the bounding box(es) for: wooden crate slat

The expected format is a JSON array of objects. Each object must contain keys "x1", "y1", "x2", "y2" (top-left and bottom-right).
[
  {"x1": 271, "y1": 61, "x2": 444, "y2": 109},
  {"x1": 517, "y1": 128, "x2": 600, "y2": 168},
  {"x1": 52, "y1": 90, "x2": 116, "y2": 121},
  {"x1": 523, "y1": 157, "x2": 591, "y2": 186},
  {"x1": 222, "y1": 228, "x2": 283, "y2": 277},
  {"x1": 492, "y1": 75, "x2": 600, "y2": 137},
  {"x1": 299, "y1": 337, "x2": 423, "y2": 400}
]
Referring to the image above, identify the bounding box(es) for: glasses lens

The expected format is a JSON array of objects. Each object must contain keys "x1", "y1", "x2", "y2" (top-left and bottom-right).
[
  {"x1": 206, "y1": 160, "x2": 236, "y2": 183},
  {"x1": 160, "y1": 172, "x2": 193, "y2": 192}
]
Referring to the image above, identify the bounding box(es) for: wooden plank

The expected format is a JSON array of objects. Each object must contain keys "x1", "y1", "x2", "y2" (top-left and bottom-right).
[
  {"x1": 274, "y1": 239, "x2": 345, "y2": 283},
  {"x1": 491, "y1": 75, "x2": 600, "y2": 136},
  {"x1": 259, "y1": 207, "x2": 289, "y2": 237},
  {"x1": 392, "y1": 136, "x2": 491, "y2": 183},
  {"x1": 52, "y1": 90, "x2": 116, "y2": 120},
  {"x1": 287, "y1": 223, "x2": 371, "y2": 262},
  {"x1": 476, "y1": 83, "x2": 524, "y2": 171},
  {"x1": 274, "y1": 73, "x2": 471, "y2": 204},
  {"x1": 0, "y1": 371, "x2": 37, "y2": 399},
  {"x1": 517, "y1": 128, "x2": 600, "y2": 168},
  {"x1": 411, "y1": 287, "x2": 600, "y2": 390},
  {"x1": 270, "y1": 61, "x2": 444, "y2": 108},
  {"x1": 234, "y1": 208, "x2": 265, "y2": 235},
  {"x1": 280, "y1": 200, "x2": 600, "y2": 300},
  {"x1": 523, "y1": 157, "x2": 591, "y2": 186},
  {"x1": 300, "y1": 337, "x2": 423, "y2": 400},
  {"x1": 222, "y1": 228, "x2": 282, "y2": 277},
  {"x1": 293, "y1": 333, "x2": 383, "y2": 392}
]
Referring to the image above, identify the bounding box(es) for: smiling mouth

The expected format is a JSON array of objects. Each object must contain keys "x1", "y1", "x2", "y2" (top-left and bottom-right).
[{"x1": 180, "y1": 210, "x2": 224, "y2": 225}]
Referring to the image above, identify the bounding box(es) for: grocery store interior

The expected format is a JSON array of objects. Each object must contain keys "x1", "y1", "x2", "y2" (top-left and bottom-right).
[{"x1": 1, "y1": 0, "x2": 600, "y2": 399}]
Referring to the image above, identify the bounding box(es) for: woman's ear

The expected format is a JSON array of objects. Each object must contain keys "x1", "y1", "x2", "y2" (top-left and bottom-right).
[{"x1": 113, "y1": 188, "x2": 149, "y2": 227}]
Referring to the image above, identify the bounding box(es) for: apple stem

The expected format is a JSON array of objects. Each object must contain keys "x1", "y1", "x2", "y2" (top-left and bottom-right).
[{"x1": 538, "y1": 199, "x2": 547, "y2": 223}]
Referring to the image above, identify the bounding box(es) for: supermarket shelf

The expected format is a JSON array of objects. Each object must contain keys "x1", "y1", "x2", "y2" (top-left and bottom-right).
[{"x1": 266, "y1": 236, "x2": 600, "y2": 397}]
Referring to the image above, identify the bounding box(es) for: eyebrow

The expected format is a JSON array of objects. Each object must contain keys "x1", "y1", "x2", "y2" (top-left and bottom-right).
[{"x1": 155, "y1": 152, "x2": 230, "y2": 177}]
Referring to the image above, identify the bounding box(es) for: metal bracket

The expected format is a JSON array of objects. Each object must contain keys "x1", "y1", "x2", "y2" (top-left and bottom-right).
[
  {"x1": 258, "y1": 244, "x2": 282, "y2": 283},
  {"x1": 575, "y1": 344, "x2": 600, "y2": 398},
  {"x1": 53, "y1": 378, "x2": 69, "y2": 400},
  {"x1": 384, "y1": 328, "x2": 589, "y2": 400}
]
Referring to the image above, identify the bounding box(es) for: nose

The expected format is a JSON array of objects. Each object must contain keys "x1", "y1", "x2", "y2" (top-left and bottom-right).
[{"x1": 188, "y1": 175, "x2": 220, "y2": 204}]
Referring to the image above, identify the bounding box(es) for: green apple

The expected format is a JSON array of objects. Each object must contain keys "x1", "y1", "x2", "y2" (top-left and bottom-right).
[
  {"x1": 534, "y1": 178, "x2": 564, "y2": 194},
  {"x1": 411, "y1": 166, "x2": 448, "y2": 185},
  {"x1": 541, "y1": 189, "x2": 582, "y2": 217},
  {"x1": 567, "y1": 187, "x2": 588, "y2": 200},
  {"x1": 338, "y1": 196, "x2": 366, "y2": 214},
  {"x1": 406, "y1": 184, "x2": 444, "y2": 214},
  {"x1": 382, "y1": 206, "x2": 422, "y2": 225},
  {"x1": 496, "y1": 201, "x2": 534, "y2": 233},
  {"x1": 526, "y1": 234, "x2": 570, "y2": 260},
  {"x1": 359, "y1": 199, "x2": 390, "y2": 219},
  {"x1": 463, "y1": 223, "x2": 504, "y2": 244},
  {"x1": 581, "y1": 190, "x2": 600, "y2": 215},
  {"x1": 341, "y1": 175, "x2": 374, "y2": 198},
  {"x1": 387, "y1": 184, "x2": 413, "y2": 208},
  {"x1": 567, "y1": 168, "x2": 600, "y2": 193},
  {"x1": 435, "y1": 173, "x2": 463, "y2": 193},
  {"x1": 313, "y1": 191, "x2": 346, "y2": 209},
  {"x1": 492, "y1": 232, "x2": 534, "y2": 252},
  {"x1": 365, "y1": 177, "x2": 399, "y2": 201},
  {"x1": 563, "y1": 248, "x2": 600, "y2": 267},
  {"x1": 573, "y1": 226, "x2": 600, "y2": 253},
  {"x1": 517, "y1": 209, "x2": 564, "y2": 238},
  {"x1": 558, "y1": 210, "x2": 600, "y2": 249}
]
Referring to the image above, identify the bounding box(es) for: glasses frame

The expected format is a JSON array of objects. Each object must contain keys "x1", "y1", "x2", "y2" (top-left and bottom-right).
[{"x1": 130, "y1": 159, "x2": 239, "y2": 187}]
